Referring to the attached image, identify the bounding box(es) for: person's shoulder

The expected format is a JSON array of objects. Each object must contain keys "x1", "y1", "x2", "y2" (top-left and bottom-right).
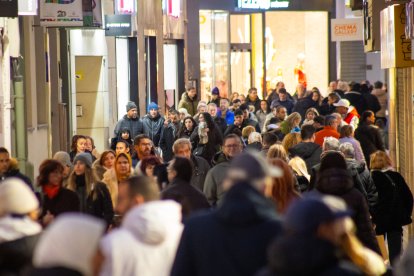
[{"x1": 60, "y1": 188, "x2": 79, "y2": 198}]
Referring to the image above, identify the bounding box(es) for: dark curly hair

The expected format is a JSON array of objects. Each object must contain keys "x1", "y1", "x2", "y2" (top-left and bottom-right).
[{"x1": 37, "y1": 159, "x2": 64, "y2": 187}]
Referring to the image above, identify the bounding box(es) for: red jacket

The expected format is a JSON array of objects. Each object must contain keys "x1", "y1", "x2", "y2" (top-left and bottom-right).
[
  {"x1": 314, "y1": 126, "x2": 340, "y2": 147},
  {"x1": 344, "y1": 107, "x2": 360, "y2": 125}
]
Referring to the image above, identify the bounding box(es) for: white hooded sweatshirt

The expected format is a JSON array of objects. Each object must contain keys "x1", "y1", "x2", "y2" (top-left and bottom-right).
[{"x1": 100, "y1": 200, "x2": 183, "y2": 276}]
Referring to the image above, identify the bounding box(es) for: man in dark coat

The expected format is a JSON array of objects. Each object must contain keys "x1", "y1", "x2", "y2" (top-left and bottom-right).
[
  {"x1": 240, "y1": 104, "x2": 261, "y2": 132},
  {"x1": 113, "y1": 101, "x2": 143, "y2": 139},
  {"x1": 245, "y1": 87, "x2": 261, "y2": 113},
  {"x1": 288, "y1": 125, "x2": 321, "y2": 174},
  {"x1": 203, "y1": 134, "x2": 243, "y2": 207},
  {"x1": 171, "y1": 152, "x2": 282, "y2": 276},
  {"x1": 173, "y1": 138, "x2": 211, "y2": 192},
  {"x1": 161, "y1": 157, "x2": 210, "y2": 218},
  {"x1": 160, "y1": 110, "x2": 181, "y2": 162},
  {"x1": 344, "y1": 82, "x2": 367, "y2": 116},
  {"x1": 270, "y1": 88, "x2": 294, "y2": 114},
  {"x1": 142, "y1": 102, "x2": 165, "y2": 147}
]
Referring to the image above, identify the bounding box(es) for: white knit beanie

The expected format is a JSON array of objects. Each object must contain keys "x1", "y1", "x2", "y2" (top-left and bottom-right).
[{"x1": 0, "y1": 177, "x2": 39, "y2": 216}]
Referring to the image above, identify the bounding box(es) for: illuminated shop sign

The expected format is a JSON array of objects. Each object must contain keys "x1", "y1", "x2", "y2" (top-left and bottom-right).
[
  {"x1": 115, "y1": 0, "x2": 135, "y2": 15},
  {"x1": 163, "y1": 0, "x2": 181, "y2": 18},
  {"x1": 237, "y1": 0, "x2": 290, "y2": 10}
]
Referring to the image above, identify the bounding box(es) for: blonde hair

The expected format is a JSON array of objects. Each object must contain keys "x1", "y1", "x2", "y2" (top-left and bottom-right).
[
  {"x1": 370, "y1": 151, "x2": 392, "y2": 170},
  {"x1": 289, "y1": 156, "x2": 310, "y2": 181},
  {"x1": 282, "y1": 133, "x2": 302, "y2": 152},
  {"x1": 242, "y1": 126, "x2": 256, "y2": 139},
  {"x1": 286, "y1": 112, "x2": 302, "y2": 129},
  {"x1": 67, "y1": 166, "x2": 97, "y2": 195},
  {"x1": 267, "y1": 143, "x2": 289, "y2": 162},
  {"x1": 248, "y1": 132, "x2": 262, "y2": 144}
]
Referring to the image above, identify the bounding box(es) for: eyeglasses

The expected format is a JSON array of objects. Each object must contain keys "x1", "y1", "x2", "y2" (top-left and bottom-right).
[{"x1": 224, "y1": 144, "x2": 240, "y2": 149}]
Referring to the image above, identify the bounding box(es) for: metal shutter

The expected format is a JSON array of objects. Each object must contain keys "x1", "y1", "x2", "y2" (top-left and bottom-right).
[{"x1": 339, "y1": 41, "x2": 366, "y2": 82}]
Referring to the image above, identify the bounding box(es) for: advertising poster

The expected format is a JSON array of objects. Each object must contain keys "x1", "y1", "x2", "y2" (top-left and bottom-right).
[{"x1": 40, "y1": 0, "x2": 83, "y2": 27}]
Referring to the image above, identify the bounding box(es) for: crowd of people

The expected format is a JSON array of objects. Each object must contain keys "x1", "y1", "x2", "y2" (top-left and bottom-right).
[{"x1": 0, "y1": 80, "x2": 414, "y2": 275}]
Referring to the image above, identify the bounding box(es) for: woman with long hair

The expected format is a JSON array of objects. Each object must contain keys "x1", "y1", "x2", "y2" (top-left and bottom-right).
[
  {"x1": 289, "y1": 156, "x2": 310, "y2": 193},
  {"x1": 302, "y1": 107, "x2": 319, "y2": 126},
  {"x1": 370, "y1": 151, "x2": 413, "y2": 264},
  {"x1": 140, "y1": 156, "x2": 162, "y2": 179},
  {"x1": 92, "y1": 150, "x2": 116, "y2": 181},
  {"x1": 280, "y1": 112, "x2": 301, "y2": 136},
  {"x1": 354, "y1": 110, "x2": 385, "y2": 167},
  {"x1": 281, "y1": 132, "x2": 301, "y2": 153},
  {"x1": 190, "y1": 112, "x2": 223, "y2": 164},
  {"x1": 103, "y1": 152, "x2": 133, "y2": 208},
  {"x1": 266, "y1": 158, "x2": 300, "y2": 213},
  {"x1": 69, "y1": 135, "x2": 87, "y2": 162},
  {"x1": 67, "y1": 153, "x2": 98, "y2": 213},
  {"x1": 177, "y1": 116, "x2": 197, "y2": 139},
  {"x1": 267, "y1": 143, "x2": 289, "y2": 163},
  {"x1": 37, "y1": 159, "x2": 80, "y2": 226},
  {"x1": 85, "y1": 136, "x2": 100, "y2": 160}
]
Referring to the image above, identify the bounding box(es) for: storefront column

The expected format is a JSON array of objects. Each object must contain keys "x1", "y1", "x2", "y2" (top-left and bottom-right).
[{"x1": 184, "y1": 0, "x2": 200, "y2": 93}]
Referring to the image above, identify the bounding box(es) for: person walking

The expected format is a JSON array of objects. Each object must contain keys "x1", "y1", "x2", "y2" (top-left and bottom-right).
[
  {"x1": 370, "y1": 151, "x2": 413, "y2": 265},
  {"x1": 355, "y1": 111, "x2": 385, "y2": 168}
]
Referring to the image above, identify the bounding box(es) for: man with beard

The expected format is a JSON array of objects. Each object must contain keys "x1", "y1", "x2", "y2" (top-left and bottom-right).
[{"x1": 113, "y1": 101, "x2": 143, "y2": 139}]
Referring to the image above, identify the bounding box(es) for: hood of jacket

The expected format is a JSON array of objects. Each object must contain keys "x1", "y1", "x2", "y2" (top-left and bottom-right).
[
  {"x1": 289, "y1": 142, "x2": 320, "y2": 159},
  {"x1": 316, "y1": 168, "x2": 354, "y2": 196},
  {"x1": 212, "y1": 151, "x2": 231, "y2": 166},
  {"x1": 122, "y1": 200, "x2": 183, "y2": 245},
  {"x1": 181, "y1": 92, "x2": 196, "y2": 102},
  {"x1": 0, "y1": 216, "x2": 42, "y2": 243},
  {"x1": 269, "y1": 235, "x2": 343, "y2": 275},
  {"x1": 346, "y1": 159, "x2": 366, "y2": 175},
  {"x1": 216, "y1": 182, "x2": 279, "y2": 226},
  {"x1": 122, "y1": 114, "x2": 139, "y2": 121}
]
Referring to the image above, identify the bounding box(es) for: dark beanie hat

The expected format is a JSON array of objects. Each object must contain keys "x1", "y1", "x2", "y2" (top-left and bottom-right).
[
  {"x1": 126, "y1": 101, "x2": 137, "y2": 112},
  {"x1": 73, "y1": 153, "x2": 92, "y2": 168},
  {"x1": 211, "y1": 87, "x2": 220, "y2": 95}
]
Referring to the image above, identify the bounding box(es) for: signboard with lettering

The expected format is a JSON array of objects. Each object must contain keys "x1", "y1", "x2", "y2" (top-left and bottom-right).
[
  {"x1": 236, "y1": 0, "x2": 290, "y2": 10},
  {"x1": 331, "y1": 18, "x2": 364, "y2": 41},
  {"x1": 39, "y1": 0, "x2": 83, "y2": 27},
  {"x1": 105, "y1": 15, "x2": 132, "y2": 36},
  {"x1": 0, "y1": 0, "x2": 18, "y2": 17},
  {"x1": 381, "y1": 5, "x2": 414, "y2": 68}
]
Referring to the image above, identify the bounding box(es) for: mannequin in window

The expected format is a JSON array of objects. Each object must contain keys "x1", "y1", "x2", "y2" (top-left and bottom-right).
[{"x1": 294, "y1": 53, "x2": 307, "y2": 89}]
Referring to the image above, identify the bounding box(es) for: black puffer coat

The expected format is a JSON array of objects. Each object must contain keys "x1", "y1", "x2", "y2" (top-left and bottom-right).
[
  {"x1": 86, "y1": 182, "x2": 114, "y2": 228},
  {"x1": 354, "y1": 123, "x2": 385, "y2": 167},
  {"x1": 316, "y1": 168, "x2": 380, "y2": 254},
  {"x1": 371, "y1": 170, "x2": 413, "y2": 234},
  {"x1": 113, "y1": 115, "x2": 143, "y2": 139},
  {"x1": 289, "y1": 142, "x2": 322, "y2": 174},
  {"x1": 0, "y1": 234, "x2": 40, "y2": 276},
  {"x1": 142, "y1": 114, "x2": 165, "y2": 147},
  {"x1": 171, "y1": 182, "x2": 281, "y2": 276}
]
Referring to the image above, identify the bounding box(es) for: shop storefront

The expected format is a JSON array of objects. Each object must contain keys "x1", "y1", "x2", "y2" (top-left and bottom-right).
[{"x1": 199, "y1": 0, "x2": 335, "y2": 101}]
